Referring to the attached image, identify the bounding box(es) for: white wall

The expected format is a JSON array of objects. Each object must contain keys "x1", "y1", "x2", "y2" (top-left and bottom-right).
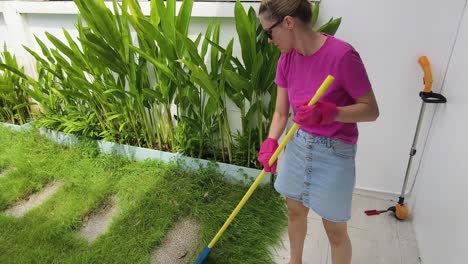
[
  {"x1": 0, "y1": 10, "x2": 12, "y2": 55},
  {"x1": 0, "y1": 13, "x2": 8, "y2": 47},
  {"x1": 319, "y1": 0, "x2": 467, "y2": 195},
  {"x1": 411, "y1": 2, "x2": 468, "y2": 263}
]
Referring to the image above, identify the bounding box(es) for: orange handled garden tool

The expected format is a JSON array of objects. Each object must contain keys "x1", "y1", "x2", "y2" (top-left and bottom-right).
[
  {"x1": 194, "y1": 75, "x2": 335, "y2": 263},
  {"x1": 365, "y1": 55, "x2": 447, "y2": 220}
]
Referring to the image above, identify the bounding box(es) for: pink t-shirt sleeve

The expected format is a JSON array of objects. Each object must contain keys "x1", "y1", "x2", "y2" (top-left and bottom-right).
[
  {"x1": 339, "y1": 50, "x2": 372, "y2": 99},
  {"x1": 275, "y1": 54, "x2": 287, "y2": 88}
]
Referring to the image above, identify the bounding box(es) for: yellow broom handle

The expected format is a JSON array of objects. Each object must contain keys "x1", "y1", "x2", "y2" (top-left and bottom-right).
[{"x1": 207, "y1": 75, "x2": 335, "y2": 249}]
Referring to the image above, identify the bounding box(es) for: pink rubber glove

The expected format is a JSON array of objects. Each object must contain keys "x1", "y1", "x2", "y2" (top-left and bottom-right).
[
  {"x1": 257, "y1": 138, "x2": 279, "y2": 173},
  {"x1": 292, "y1": 101, "x2": 339, "y2": 126}
]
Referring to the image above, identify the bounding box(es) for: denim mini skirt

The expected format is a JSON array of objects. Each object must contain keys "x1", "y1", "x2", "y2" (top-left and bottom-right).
[{"x1": 274, "y1": 128, "x2": 357, "y2": 222}]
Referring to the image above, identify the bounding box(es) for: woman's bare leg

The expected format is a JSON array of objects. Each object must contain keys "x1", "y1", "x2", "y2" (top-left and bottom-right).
[
  {"x1": 322, "y1": 218, "x2": 352, "y2": 264},
  {"x1": 286, "y1": 198, "x2": 309, "y2": 264}
]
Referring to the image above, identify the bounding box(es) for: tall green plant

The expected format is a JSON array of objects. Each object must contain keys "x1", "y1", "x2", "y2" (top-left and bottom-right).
[
  {"x1": 176, "y1": 20, "x2": 240, "y2": 162},
  {"x1": 0, "y1": 44, "x2": 33, "y2": 125},
  {"x1": 128, "y1": 0, "x2": 235, "y2": 162},
  {"x1": 0, "y1": 46, "x2": 66, "y2": 130},
  {"x1": 15, "y1": 0, "x2": 174, "y2": 149},
  {"x1": 127, "y1": 0, "x2": 201, "y2": 154}
]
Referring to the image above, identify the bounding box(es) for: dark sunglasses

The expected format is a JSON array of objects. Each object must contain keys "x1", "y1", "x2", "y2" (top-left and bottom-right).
[{"x1": 264, "y1": 19, "x2": 283, "y2": 39}]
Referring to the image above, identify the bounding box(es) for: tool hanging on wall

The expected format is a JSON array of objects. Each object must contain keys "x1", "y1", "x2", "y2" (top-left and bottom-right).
[{"x1": 365, "y1": 55, "x2": 447, "y2": 220}]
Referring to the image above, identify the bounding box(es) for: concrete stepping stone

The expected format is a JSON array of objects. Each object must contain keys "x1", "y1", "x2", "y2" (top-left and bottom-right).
[
  {"x1": 4, "y1": 181, "x2": 62, "y2": 217},
  {"x1": 78, "y1": 195, "x2": 119, "y2": 242},
  {"x1": 0, "y1": 166, "x2": 16, "y2": 178},
  {"x1": 151, "y1": 217, "x2": 201, "y2": 264}
]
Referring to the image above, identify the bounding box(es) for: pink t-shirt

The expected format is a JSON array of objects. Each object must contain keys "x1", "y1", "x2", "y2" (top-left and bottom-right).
[{"x1": 275, "y1": 34, "x2": 372, "y2": 144}]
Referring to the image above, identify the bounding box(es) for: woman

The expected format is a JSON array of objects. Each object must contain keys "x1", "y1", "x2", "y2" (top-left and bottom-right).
[{"x1": 256, "y1": 0, "x2": 379, "y2": 263}]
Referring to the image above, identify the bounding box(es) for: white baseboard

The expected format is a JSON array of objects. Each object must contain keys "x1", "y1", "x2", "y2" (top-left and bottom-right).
[{"x1": 353, "y1": 186, "x2": 400, "y2": 201}]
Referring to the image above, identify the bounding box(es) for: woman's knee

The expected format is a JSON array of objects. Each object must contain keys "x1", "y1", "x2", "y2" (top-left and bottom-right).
[
  {"x1": 286, "y1": 199, "x2": 308, "y2": 221},
  {"x1": 326, "y1": 230, "x2": 350, "y2": 247},
  {"x1": 323, "y1": 220, "x2": 350, "y2": 246}
]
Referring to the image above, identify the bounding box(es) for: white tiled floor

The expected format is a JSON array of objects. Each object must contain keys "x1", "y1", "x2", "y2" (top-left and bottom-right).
[{"x1": 270, "y1": 194, "x2": 421, "y2": 264}]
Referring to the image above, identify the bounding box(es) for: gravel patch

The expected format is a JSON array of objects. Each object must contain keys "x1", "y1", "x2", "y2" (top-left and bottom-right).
[
  {"x1": 151, "y1": 217, "x2": 201, "y2": 264},
  {"x1": 4, "y1": 181, "x2": 63, "y2": 217},
  {"x1": 78, "y1": 195, "x2": 119, "y2": 242}
]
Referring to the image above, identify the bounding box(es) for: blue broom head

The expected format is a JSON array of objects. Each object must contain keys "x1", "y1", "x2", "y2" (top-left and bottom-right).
[{"x1": 194, "y1": 246, "x2": 211, "y2": 264}]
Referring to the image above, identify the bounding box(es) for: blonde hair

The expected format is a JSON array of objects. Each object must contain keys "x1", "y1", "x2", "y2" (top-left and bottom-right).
[{"x1": 259, "y1": 0, "x2": 313, "y2": 23}]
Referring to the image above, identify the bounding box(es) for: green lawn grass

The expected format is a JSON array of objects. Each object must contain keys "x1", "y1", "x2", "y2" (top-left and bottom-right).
[{"x1": 0, "y1": 126, "x2": 287, "y2": 264}]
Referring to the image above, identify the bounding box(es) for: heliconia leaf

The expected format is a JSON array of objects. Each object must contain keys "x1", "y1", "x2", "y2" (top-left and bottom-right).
[
  {"x1": 312, "y1": 2, "x2": 319, "y2": 27},
  {"x1": 317, "y1": 17, "x2": 342, "y2": 36},
  {"x1": 177, "y1": 32, "x2": 206, "y2": 72},
  {"x1": 63, "y1": 30, "x2": 87, "y2": 69},
  {"x1": 223, "y1": 68, "x2": 250, "y2": 98},
  {"x1": 46, "y1": 32, "x2": 87, "y2": 70},
  {"x1": 130, "y1": 46, "x2": 177, "y2": 82},
  {"x1": 0, "y1": 63, "x2": 37, "y2": 86},
  {"x1": 23, "y1": 45, "x2": 54, "y2": 72},
  {"x1": 81, "y1": 32, "x2": 127, "y2": 74},
  {"x1": 194, "y1": 34, "x2": 202, "y2": 50},
  {"x1": 205, "y1": 38, "x2": 245, "y2": 74},
  {"x1": 205, "y1": 96, "x2": 218, "y2": 119},
  {"x1": 137, "y1": 18, "x2": 177, "y2": 61},
  {"x1": 12, "y1": 102, "x2": 35, "y2": 111},
  {"x1": 250, "y1": 52, "x2": 263, "y2": 93},
  {"x1": 155, "y1": 0, "x2": 175, "y2": 42},
  {"x1": 202, "y1": 20, "x2": 214, "y2": 60},
  {"x1": 118, "y1": 0, "x2": 132, "y2": 63},
  {"x1": 234, "y1": 0, "x2": 254, "y2": 72},
  {"x1": 179, "y1": 59, "x2": 219, "y2": 103},
  {"x1": 127, "y1": 0, "x2": 144, "y2": 19},
  {"x1": 176, "y1": 0, "x2": 193, "y2": 37},
  {"x1": 34, "y1": 36, "x2": 55, "y2": 64},
  {"x1": 210, "y1": 22, "x2": 221, "y2": 75},
  {"x1": 74, "y1": 0, "x2": 120, "y2": 48},
  {"x1": 150, "y1": 0, "x2": 161, "y2": 27},
  {"x1": 106, "y1": 113, "x2": 122, "y2": 121}
]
